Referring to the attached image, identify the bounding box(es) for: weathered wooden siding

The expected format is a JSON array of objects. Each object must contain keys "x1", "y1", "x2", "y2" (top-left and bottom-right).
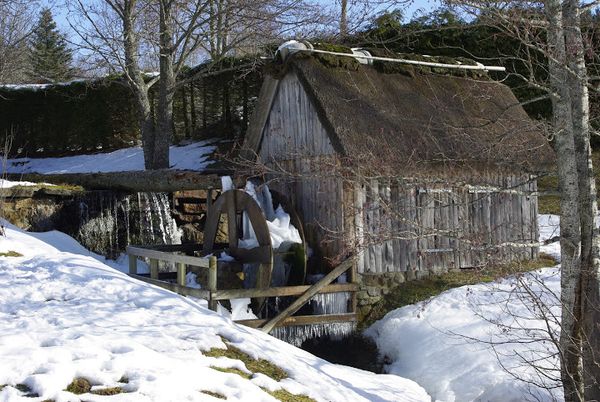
[
  {"x1": 259, "y1": 72, "x2": 336, "y2": 159},
  {"x1": 255, "y1": 72, "x2": 539, "y2": 276},
  {"x1": 258, "y1": 72, "x2": 344, "y2": 263},
  {"x1": 355, "y1": 173, "x2": 539, "y2": 274}
]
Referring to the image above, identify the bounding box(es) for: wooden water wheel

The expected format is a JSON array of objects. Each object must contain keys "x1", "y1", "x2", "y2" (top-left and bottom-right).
[
  {"x1": 202, "y1": 188, "x2": 307, "y2": 314},
  {"x1": 202, "y1": 189, "x2": 273, "y2": 313}
]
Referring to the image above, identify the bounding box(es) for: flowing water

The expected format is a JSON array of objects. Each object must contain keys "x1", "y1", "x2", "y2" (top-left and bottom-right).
[{"x1": 75, "y1": 191, "x2": 181, "y2": 259}]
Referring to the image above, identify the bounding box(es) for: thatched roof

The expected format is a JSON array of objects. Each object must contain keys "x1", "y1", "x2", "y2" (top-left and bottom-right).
[{"x1": 246, "y1": 52, "x2": 554, "y2": 172}]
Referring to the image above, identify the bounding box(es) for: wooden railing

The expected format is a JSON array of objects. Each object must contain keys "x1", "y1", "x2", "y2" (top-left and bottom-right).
[
  {"x1": 127, "y1": 245, "x2": 218, "y2": 309},
  {"x1": 126, "y1": 244, "x2": 357, "y2": 333}
]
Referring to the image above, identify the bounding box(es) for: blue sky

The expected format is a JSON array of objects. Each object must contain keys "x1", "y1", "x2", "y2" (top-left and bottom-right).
[{"x1": 44, "y1": 0, "x2": 441, "y2": 33}]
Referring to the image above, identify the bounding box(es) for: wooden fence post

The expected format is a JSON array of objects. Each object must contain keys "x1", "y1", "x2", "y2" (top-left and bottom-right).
[
  {"x1": 208, "y1": 256, "x2": 218, "y2": 311},
  {"x1": 150, "y1": 259, "x2": 159, "y2": 279},
  {"x1": 349, "y1": 260, "x2": 358, "y2": 314},
  {"x1": 128, "y1": 254, "x2": 137, "y2": 275},
  {"x1": 177, "y1": 263, "x2": 186, "y2": 286}
]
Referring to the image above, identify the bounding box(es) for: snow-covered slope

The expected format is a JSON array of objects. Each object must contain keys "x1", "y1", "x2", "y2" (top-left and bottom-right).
[
  {"x1": 0, "y1": 223, "x2": 430, "y2": 402},
  {"x1": 366, "y1": 215, "x2": 563, "y2": 402},
  {"x1": 5, "y1": 141, "x2": 217, "y2": 174}
]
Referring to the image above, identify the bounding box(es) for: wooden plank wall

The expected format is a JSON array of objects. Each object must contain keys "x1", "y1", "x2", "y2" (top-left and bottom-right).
[
  {"x1": 355, "y1": 172, "x2": 539, "y2": 274},
  {"x1": 258, "y1": 72, "x2": 345, "y2": 264},
  {"x1": 256, "y1": 71, "x2": 539, "y2": 276}
]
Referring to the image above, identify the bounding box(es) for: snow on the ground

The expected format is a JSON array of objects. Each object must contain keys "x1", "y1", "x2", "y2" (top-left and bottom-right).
[
  {"x1": 539, "y1": 214, "x2": 561, "y2": 260},
  {"x1": 0, "y1": 179, "x2": 53, "y2": 188},
  {"x1": 0, "y1": 222, "x2": 430, "y2": 402},
  {"x1": 5, "y1": 141, "x2": 217, "y2": 174},
  {"x1": 366, "y1": 215, "x2": 563, "y2": 402}
]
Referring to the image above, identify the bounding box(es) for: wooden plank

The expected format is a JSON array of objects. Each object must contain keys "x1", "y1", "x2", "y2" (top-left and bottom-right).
[
  {"x1": 127, "y1": 246, "x2": 211, "y2": 268},
  {"x1": 150, "y1": 259, "x2": 159, "y2": 279},
  {"x1": 226, "y1": 191, "x2": 238, "y2": 246},
  {"x1": 128, "y1": 254, "x2": 137, "y2": 275},
  {"x1": 208, "y1": 256, "x2": 218, "y2": 311},
  {"x1": 213, "y1": 283, "x2": 359, "y2": 300},
  {"x1": 129, "y1": 274, "x2": 210, "y2": 299},
  {"x1": 260, "y1": 258, "x2": 354, "y2": 333},
  {"x1": 7, "y1": 170, "x2": 227, "y2": 193},
  {"x1": 135, "y1": 244, "x2": 204, "y2": 253},
  {"x1": 177, "y1": 263, "x2": 186, "y2": 286},
  {"x1": 242, "y1": 76, "x2": 280, "y2": 159},
  {"x1": 355, "y1": 184, "x2": 365, "y2": 274},
  {"x1": 237, "y1": 313, "x2": 357, "y2": 329}
]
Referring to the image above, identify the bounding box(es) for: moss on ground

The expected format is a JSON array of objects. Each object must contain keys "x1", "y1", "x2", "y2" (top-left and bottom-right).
[
  {"x1": 91, "y1": 386, "x2": 124, "y2": 395},
  {"x1": 538, "y1": 194, "x2": 560, "y2": 215},
  {"x1": 201, "y1": 390, "x2": 226, "y2": 399},
  {"x1": 65, "y1": 378, "x2": 91, "y2": 394},
  {"x1": 265, "y1": 389, "x2": 316, "y2": 402},
  {"x1": 361, "y1": 254, "x2": 558, "y2": 328},
  {"x1": 210, "y1": 366, "x2": 252, "y2": 380},
  {"x1": 65, "y1": 377, "x2": 124, "y2": 395},
  {"x1": 0, "y1": 251, "x2": 23, "y2": 257},
  {"x1": 537, "y1": 172, "x2": 560, "y2": 214},
  {"x1": 205, "y1": 343, "x2": 288, "y2": 381},
  {"x1": 537, "y1": 149, "x2": 600, "y2": 214}
]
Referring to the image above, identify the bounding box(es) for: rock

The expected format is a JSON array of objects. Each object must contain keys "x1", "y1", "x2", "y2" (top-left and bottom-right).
[
  {"x1": 366, "y1": 286, "x2": 382, "y2": 297},
  {"x1": 180, "y1": 223, "x2": 204, "y2": 244}
]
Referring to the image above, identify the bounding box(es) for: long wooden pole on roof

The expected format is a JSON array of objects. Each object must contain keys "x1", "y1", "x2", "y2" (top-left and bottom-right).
[{"x1": 305, "y1": 48, "x2": 507, "y2": 72}]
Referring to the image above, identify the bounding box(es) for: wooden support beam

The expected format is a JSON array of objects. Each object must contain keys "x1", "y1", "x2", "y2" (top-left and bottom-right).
[
  {"x1": 150, "y1": 259, "x2": 159, "y2": 279},
  {"x1": 212, "y1": 283, "x2": 358, "y2": 301},
  {"x1": 128, "y1": 254, "x2": 137, "y2": 275},
  {"x1": 236, "y1": 313, "x2": 357, "y2": 329},
  {"x1": 177, "y1": 263, "x2": 186, "y2": 286},
  {"x1": 208, "y1": 256, "x2": 218, "y2": 311},
  {"x1": 260, "y1": 258, "x2": 355, "y2": 334},
  {"x1": 127, "y1": 246, "x2": 211, "y2": 267},
  {"x1": 6, "y1": 169, "x2": 233, "y2": 193},
  {"x1": 134, "y1": 244, "x2": 204, "y2": 253},
  {"x1": 129, "y1": 274, "x2": 210, "y2": 299}
]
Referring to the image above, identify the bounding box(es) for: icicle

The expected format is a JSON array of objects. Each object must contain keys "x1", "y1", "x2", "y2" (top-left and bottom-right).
[
  {"x1": 270, "y1": 322, "x2": 355, "y2": 347},
  {"x1": 123, "y1": 195, "x2": 131, "y2": 245},
  {"x1": 221, "y1": 176, "x2": 234, "y2": 192},
  {"x1": 310, "y1": 292, "x2": 351, "y2": 315}
]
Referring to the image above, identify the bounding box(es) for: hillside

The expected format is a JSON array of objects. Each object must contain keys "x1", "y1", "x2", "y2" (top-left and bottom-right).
[{"x1": 0, "y1": 222, "x2": 429, "y2": 402}]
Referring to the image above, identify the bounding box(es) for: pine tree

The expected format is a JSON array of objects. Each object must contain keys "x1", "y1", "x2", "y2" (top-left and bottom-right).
[{"x1": 28, "y1": 8, "x2": 73, "y2": 83}]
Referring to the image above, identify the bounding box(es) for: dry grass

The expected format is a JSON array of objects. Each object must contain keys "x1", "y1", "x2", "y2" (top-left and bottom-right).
[
  {"x1": 65, "y1": 377, "x2": 125, "y2": 395},
  {"x1": 0, "y1": 250, "x2": 23, "y2": 257},
  {"x1": 200, "y1": 390, "x2": 226, "y2": 399},
  {"x1": 205, "y1": 342, "x2": 287, "y2": 381}
]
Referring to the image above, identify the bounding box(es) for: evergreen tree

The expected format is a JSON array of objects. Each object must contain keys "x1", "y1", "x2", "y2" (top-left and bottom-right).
[{"x1": 28, "y1": 8, "x2": 73, "y2": 83}]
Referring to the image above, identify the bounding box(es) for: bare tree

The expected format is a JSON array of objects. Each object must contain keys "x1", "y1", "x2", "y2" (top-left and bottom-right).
[
  {"x1": 67, "y1": 0, "x2": 325, "y2": 169},
  {"x1": 0, "y1": 0, "x2": 39, "y2": 84},
  {"x1": 418, "y1": 0, "x2": 600, "y2": 398}
]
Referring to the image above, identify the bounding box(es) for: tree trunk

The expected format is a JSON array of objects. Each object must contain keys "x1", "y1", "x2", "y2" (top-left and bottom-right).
[
  {"x1": 122, "y1": 0, "x2": 155, "y2": 170},
  {"x1": 190, "y1": 82, "x2": 197, "y2": 133},
  {"x1": 156, "y1": 0, "x2": 175, "y2": 169},
  {"x1": 181, "y1": 86, "x2": 189, "y2": 139},
  {"x1": 564, "y1": 0, "x2": 600, "y2": 398},
  {"x1": 546, "y1": 0, "x2": 585, "y2": 399},
  {"x1": 340, "y1": 0, "x2": 348, "y2": 37}
]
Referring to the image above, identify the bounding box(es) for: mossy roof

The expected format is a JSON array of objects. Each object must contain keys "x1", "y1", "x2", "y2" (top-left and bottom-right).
[{"x1": 247, "y1": 50, "x2": 555, "y2": 173}]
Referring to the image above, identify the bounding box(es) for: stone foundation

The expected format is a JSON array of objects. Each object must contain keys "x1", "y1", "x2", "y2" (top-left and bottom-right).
[{"x1": 356, "y1": 269, "x2": 434, "y2": 316}]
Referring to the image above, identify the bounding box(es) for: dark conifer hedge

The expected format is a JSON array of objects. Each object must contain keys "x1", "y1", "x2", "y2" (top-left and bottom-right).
[{"x1": 0, "y1": 60, "x2": 262, "y2": 158}]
